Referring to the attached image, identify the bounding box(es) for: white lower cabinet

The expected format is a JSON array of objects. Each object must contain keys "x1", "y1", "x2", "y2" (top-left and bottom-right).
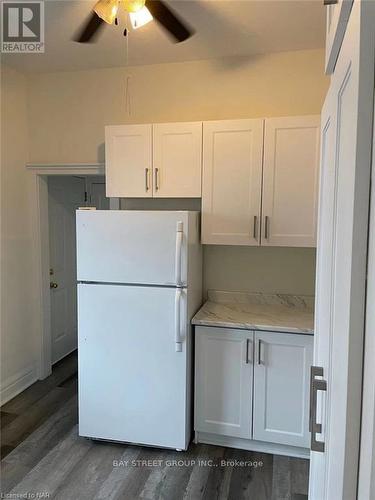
[
  {"x1": 252, "y1": 331, "x2": 313, "y2": 448},
  {"x1": 195, "y1": 327, "x2": 253, "y2": 439},
  {"x1": 195, "y1": 326, "x2": 313, "y2": 455}
]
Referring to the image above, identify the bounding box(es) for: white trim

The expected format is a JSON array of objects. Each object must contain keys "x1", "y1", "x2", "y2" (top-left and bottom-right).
[
  {"x1": 1, "y1": 364, "x2": 38, "y2": 405},
  {"x1": 26, "y1": 163, "x2": 105, "y2": 175},
  {"x1": 31, "y1": 174, "x2": 52, "y2": 379},
  {"x1": 194, "y1": 431, "x2": 310, "y2": 459},
  {"x1": 28, "y1": 164, "x2": 105, "y2": 380},
  {"x1": 357, "y1": 99, "x2": 375, "y2": 500}
]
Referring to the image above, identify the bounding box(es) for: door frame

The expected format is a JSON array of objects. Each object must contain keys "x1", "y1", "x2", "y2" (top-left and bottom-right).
[
  {"x1": 358, "y1": 99, "x2": 375, "y2": 499},
  {"x1": 27, "y1": 163, "x2": 109, "y2": 379}
]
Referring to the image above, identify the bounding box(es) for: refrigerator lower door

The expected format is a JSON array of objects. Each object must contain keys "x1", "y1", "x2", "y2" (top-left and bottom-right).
[
  {"x1": 76, "y1": 210, "x2": 190, "y2": 286},
  {"x1": 78, "y1": 283, "x2": 189, "y2": 450}
]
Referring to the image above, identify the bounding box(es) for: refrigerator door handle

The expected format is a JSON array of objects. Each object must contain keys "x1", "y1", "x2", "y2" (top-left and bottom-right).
[
  {"x1": 175, "y1": 221, "x2": 183, "y2": 286},
  {"x1": 175, "y1": 289, "x2": 182, "y2": 352}
]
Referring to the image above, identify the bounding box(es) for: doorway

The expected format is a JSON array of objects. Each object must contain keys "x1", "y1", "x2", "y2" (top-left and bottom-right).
[{"x1": 48, "y1": 175, "x2": 109, "y2": 365}]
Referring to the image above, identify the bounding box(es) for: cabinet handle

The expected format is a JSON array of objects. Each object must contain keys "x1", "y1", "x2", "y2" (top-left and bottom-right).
[
  {"x1": 309, "y1": 366, "x2": 327, "y2": 452},
  {"x1": 257, "y1": 339, "x2": 264, "y2": 365},
  {"x1": 155, "y1": 168, "x2": 160, "y2": 191},
  {"x1": 264, "y1": 216, "x2": 270, "y2": 239},
  {"x1": 253, "y1": 216, "x2": 258, "y2": 240},
  {"x1": 245, "y1": 339, "x2": 253, "y2": 364},
  {"x1": 145, "y1": 168, "x2": 149, "y2": 191}
]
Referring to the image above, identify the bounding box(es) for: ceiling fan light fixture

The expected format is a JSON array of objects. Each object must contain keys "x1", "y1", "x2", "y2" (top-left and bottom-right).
[
  {"x1": 93, "y1": 0, "x2": 119, "y2": 24},
  {"x1": 123, "y1": 0, "x2": 146, "y2": 13},
  {"x1": 129, "y1": 6, "x2": 153, "y2": 29}
]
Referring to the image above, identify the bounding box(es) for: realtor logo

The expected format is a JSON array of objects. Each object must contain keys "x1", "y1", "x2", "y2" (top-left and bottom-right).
[{"x1": 1, "y1": 1, "x2": 45, "y2": 53}]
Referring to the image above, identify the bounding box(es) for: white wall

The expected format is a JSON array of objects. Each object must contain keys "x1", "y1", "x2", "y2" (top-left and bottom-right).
[
  {"x1": 121, "y1": 198, "x2": 317, "y2": 296},
  {"x1": 0, "y1": 50, "x2": 327, "y2": 398},
  {"x1": 1, "y1": 65, "x2": 38, "y2": 402},
  {"x1": 27, "y1": 49, "x2": 328, "y2": 164},
  {"x1": 204, "y1": 246, "x2": 316, "y2": 296},
  {"x1": 25, "y1": 49, "x2": 327, "y2": 298}
]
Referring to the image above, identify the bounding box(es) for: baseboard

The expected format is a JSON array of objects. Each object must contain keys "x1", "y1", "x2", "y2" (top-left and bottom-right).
[
  {"x1": 195, "y1": 431, "x2": 310, "y2": 459},
  {"x1": 1, "y1": 364, "x2": 38, "y2": 405}
]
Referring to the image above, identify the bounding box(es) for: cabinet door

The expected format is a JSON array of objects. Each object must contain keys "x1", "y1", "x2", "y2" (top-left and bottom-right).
[
  {"x1": 153, "y1": 122, "x2": 202, "y2": 198},
  {"x1": 324, "y1": 0, "x2": 353, "y2": 74},
  {"x1": 105, "y1": 124, "x2": 152, "y2": 198},
  {"x1": 262, "y1": 116, "x2": 320, "y2": 247},
  {"x1": 195, "y1": 327, "x2": 253, "y2": 439},
  {"x1": 202, "y1": 119, "x2": 263, "y2": 245},
  {"x1": 253, "y1": 331, "x2": 313, "y2": 448}
]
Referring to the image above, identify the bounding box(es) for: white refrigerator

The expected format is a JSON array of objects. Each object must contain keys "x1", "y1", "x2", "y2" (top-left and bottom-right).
[{"x1": 76, "y1": 210, "x2": 202, "y2": 450}]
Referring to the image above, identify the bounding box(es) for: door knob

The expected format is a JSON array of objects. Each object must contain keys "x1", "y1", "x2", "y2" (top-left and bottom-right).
[{"x1": 50, "y1": 282, "x2": 58, "y2": 289}]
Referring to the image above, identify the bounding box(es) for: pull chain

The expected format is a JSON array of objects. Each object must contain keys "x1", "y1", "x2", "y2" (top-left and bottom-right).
[{"x1": 124, "y1": 21, "x2": 132, "y2": 117}]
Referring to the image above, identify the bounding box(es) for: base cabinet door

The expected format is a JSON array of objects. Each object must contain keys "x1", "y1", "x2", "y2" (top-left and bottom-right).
[
  {"x1": 253, "y1": 331, "x2": 313, "y2": 448},
  {"x1": 195, "y1": 327, "x2": 253, "y2": 439}
]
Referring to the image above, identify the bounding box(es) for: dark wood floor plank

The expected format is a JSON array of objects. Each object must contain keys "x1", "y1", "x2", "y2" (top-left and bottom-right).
[
  {"x1": 0, "y1": 395, "x2": 77, "y2": 494},
  {"x1": 1, "y1": 351, "x2": 77, "y2": 415},
  {"x1": 53, "y1": 440, "x2": 126, "y2": 500},
  {"x1": 1, "y1": 445, "x2": 15, "y2": 459},
  {"x1": 226, "y1": 450, "x2": 273, "y2": 500},
  {"x1": 8, "y1": 425, "x2": 92, "y2": 498},
  {"x1": 119, "y1": 446, "x2": 172, "y2": 499},
  {"x1": 1, "y1": 353, "x2": 310, "y2": 499},
  {"x1": 1, "y1": 411, "x2": 17, "y2": 429},
  {"x1": 93, "y1": 446, "x2": 143, "y2": 500},
  {"x1": 2, "y1": 384, "x2": 77, "y2": 451},
  {"x1": 272, "y1": 455, "x2": 291, "y2": 500},
  {"x1": 140, "y1": 445, "x2": 198, "y2": 500},
  {"x1": 291, "y1": 458, "x2": 309, "y2": 496},
  {"x1": 183, "y1": 445, "x2": 224, "y2": 500},
  {"x1": 202, "y1": 447, "x2": 233, "y2": 500}
]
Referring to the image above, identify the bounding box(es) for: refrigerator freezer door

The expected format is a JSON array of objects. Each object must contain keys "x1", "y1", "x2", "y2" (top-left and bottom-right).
[
  {"x1": 78, "y1": 283, "x2": 189, "y2": 450},
  {"x1": 76, "y1": 210, "x2": 190, "y2": 286}
]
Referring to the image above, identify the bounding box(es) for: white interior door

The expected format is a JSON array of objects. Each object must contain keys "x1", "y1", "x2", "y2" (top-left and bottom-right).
[
  {"x1": 78, "y1": 283, "x2": 188, "y2": 450},
  {"x1": 261, "y1": 116, "x2": 320, "y2": 247},
  {"x1": 48, "y1": 176, "x2": 86, "y2": 364},
  {"x1": 309, "y1": 2, "x2": 375, "y2": 498},
  {"x1": 153, "y1": 122, "x2": 202, "y2": 198}
]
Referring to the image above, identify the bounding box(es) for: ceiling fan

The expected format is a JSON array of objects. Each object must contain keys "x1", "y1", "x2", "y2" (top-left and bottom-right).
[{"x1": 74, "y1": 0, "x2": 194, "y2": 44}]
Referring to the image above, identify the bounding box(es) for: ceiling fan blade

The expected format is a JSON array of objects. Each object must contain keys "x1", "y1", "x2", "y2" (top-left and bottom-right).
[
  {"x1": 74, "y1": 12, "x2": 106, "y2": 43},
  {"x1": 146, "y1": 0, "x2": 194, "y2": 43}
]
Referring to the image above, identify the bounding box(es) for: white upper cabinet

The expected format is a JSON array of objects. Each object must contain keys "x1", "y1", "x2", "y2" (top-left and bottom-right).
[
  {"x1": 201, "y1": 119, "x2": 264, "y2": 245},
  {"x1": 252, "y1": 331, "x2": 313, "y2": 448},
  {"x1": 261, "y1": 116, "x2": 320, "y2": 247},
  {"x1": 324, "y1": 0, "x2": 353, "y2": 74},
  {"x1": 106, "y1": 122, "x2": 202, "y2": 199},
  {"x1": 105, "y1": 124, "x2": 152, "y2": 198},
  {"x1": 153, "y1": 122, "x2": 202, "y2": 198}
]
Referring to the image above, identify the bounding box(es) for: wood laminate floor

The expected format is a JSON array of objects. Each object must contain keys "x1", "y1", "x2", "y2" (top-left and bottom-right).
[{"x1": 1, "y1": 352, "x2": 309, "y2": 499}]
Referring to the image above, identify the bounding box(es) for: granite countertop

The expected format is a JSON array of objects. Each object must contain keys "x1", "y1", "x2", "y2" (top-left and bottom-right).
[{"x1": 192, "y1": 291, "x2": 314, "y2": 335}]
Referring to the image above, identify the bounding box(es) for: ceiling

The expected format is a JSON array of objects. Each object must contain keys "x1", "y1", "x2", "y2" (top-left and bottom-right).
[{"x1": 2, "y1": 0, "x2": 326, "y2": 73}]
